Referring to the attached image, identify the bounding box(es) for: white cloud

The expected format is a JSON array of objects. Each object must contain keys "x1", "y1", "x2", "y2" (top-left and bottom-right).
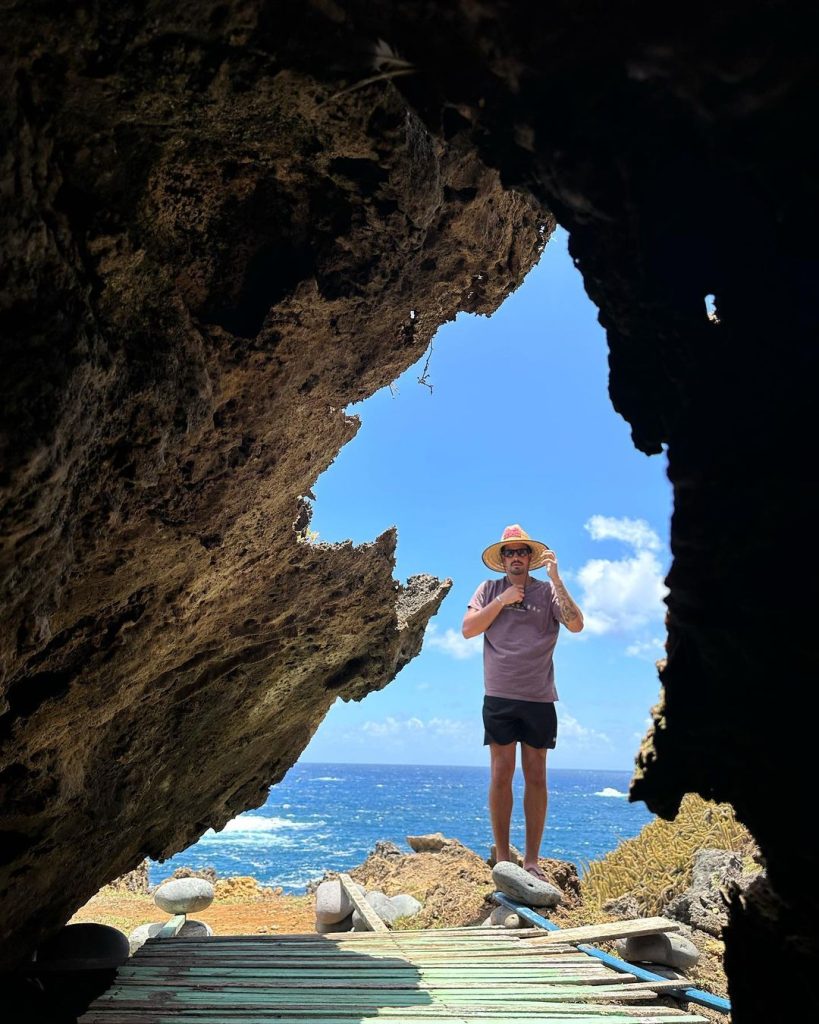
[
  {"x1": 361, "y1": 716, "x2": 401, "y2": 737},
  {"x1": 576, "y1": 516, "x2": 668, "y2": 636},
  {"x1": 625, "y1": 637, "x2": 666, "y2": 660},
  {"x1": 427, "y1": 717, "x2": 472, "y2": 738},
  {"x1": 425, "y1": 623, "x2": 481, "y2": 660},
  {"x1": 359, "y1": 715, "x2": 473, "y2": 741},
  {"x1": 585, "y1": 515, "x2": 662, "y2": 552},
  {"x1": 558, "y1": 709, "x2": 612, "y2": 748}
]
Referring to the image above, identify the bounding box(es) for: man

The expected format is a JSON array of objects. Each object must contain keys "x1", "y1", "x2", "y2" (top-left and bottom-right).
[{"x1": 462, "y1": 524, "x2": 584, "y2": 879}]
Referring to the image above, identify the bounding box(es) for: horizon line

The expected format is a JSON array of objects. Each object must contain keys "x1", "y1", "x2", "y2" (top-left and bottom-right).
[{"x1": 296, "y1": 760, "x2": 637, "y2": 773}]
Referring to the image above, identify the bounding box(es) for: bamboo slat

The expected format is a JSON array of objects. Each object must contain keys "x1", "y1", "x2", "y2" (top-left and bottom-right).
[
  {"x1": 337, "y1": 872, "x2": 388, "y2": 932},
  {"x1": 80, "y1": 924, "x2": 709, "y2": 1023},
  {"x1": 157, "y1": 915, "x2": 186, "y2": 939},
  {"x1": 524, "y1": 917, "x2": 681, "y2": 945}
]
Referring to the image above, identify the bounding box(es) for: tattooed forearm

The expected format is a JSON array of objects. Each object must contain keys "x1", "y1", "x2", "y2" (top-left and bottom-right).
[{"x1": 553, "y1": 578, "x2": 583, "y2": 627}]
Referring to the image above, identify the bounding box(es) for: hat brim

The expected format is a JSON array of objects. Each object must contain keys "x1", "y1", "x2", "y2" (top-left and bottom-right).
[{"x1": 482, "y1": 540, "x2": 550, "y2": 573}]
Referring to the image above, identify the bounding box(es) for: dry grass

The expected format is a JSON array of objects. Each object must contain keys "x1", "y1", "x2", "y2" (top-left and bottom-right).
[
  {"x1": 546, "y1": 793, "x2": 758, "y2": 1021},
  {"x1": 568, "y1": 794, "x2": 756, "y2": 919}
]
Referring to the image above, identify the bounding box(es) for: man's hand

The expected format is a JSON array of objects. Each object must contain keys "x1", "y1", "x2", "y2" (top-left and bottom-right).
[
  {"x1": 543, "y1": 549, "x2": 559, "y2": 580},
  {"x1": 498, "y1": 584, "x2": 525, "y2": 606},
  {"x1": 544, "y1": 549, "x2": 585, "y2": 633}
]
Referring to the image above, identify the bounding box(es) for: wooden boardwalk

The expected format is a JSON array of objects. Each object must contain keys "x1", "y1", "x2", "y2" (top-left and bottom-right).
[{"x1": 80, "y1": 925, "x2": 710, "y2": 1023}]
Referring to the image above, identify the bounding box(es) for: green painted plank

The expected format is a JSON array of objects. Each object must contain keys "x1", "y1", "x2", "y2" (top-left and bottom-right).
[
  {"x1": 82, "y1": 1011, "x2": 708, "y2": 1019},
  {"x1": 131, "y1": 953, "x2": 587, "y2": 968},
  {"x1": 80, "y1": 924, "x2": 713, "y2": 1024},
  {"x1": 116, "y1": 966, "x2": 613, "y2": 979},
  {"x1": 84, "y1": 1011, "x2": 708, "y2": 1019},
  {"x1": 133, "y1": 945, "x2": 583, "y2": 957},
  {"x1": 90, "y1": 987, "x2": 660, "y2": 1007},
  {"x1": 156, "y1": 915, "x2": 187, "y2": 939},
  {"x1": 110, "y1": 979, "x2": 616, "y2": 992}
]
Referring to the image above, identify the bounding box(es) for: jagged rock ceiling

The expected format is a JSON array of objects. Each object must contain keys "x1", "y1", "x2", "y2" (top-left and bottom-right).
[
  {"x1": 0, "y1": 0, "x2": 548, "y2": 966},
  {"x1": 2, "y1": 2, "x2": 817, "y2": 1019}
]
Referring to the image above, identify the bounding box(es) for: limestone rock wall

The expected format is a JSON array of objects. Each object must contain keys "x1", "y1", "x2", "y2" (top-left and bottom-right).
[{"x1": 0, "y1": 3, "x2": 548, "y2": 965}]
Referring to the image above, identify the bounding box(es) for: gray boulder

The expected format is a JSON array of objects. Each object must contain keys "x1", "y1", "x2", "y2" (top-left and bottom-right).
[
  {"x1": 489, "y1": 906, "x2": 522, "y2": 928},
  {"x1": 390, "y1": 894, "x2": 422, "y2": 919},
  {"x1": 615, "y1": 932, "x2": 700, "y2": 971},
  {"x1": 154, "y1": 877, "x2": 214, "y2": 914},
  {"x1": 365, "y1": 890, "x2": 399, "y2": 925},
  {"x1": 315, "y1": 879, "x2": 354, "y2": 925},
  {"x1": 664, "y1": 848, "x2": 749, "y2": 937},
  {"x1": 316, "y1": 912, "x2": 353, "y2": 934},
  {"x1": 36, "y1": 923, "x2": 130, "y2": 969},
  {"x1": 491, "y1": 861, "x2": 561, "y2": 909},
  {"x1": 635, "y1": 962, "x2": 690, "y2": 982}
]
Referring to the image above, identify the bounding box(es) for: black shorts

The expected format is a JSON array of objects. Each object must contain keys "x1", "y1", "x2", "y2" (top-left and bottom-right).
[{"x1": 482, "y1": 696, "x2": 558, "y2": 749}]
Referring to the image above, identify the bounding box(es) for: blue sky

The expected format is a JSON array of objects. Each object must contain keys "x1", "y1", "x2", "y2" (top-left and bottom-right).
[{"x1": 301, "y1": 228, "x2": 672, "y2": 770}]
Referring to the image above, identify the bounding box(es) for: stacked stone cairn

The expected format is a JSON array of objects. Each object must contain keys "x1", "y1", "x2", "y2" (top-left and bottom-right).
[
  {"x1": 314, "y1": 877, "x2": 423, "y2": 933},
  {"x1": 613, "y1": 931, "x2": 700, "y2": 981},
  {"x1": 484, "y1": 861, "x2": 562, "y2": 928},
  {"x1": 129, "y1": 877, "x2": 214, "y2": 954},
  {"x1": 606, "y1": 891, "x2": 701, "y2": 980}
]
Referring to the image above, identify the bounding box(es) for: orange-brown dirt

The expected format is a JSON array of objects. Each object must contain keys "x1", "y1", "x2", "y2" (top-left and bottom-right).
[{"x1": 70, "y1": 876, "x2": 315, "y2": 936}]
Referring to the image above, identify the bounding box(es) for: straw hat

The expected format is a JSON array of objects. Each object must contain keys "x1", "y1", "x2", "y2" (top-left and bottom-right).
[{"x1": 481, "y1": 524, "x2": 550, "y2": 573}]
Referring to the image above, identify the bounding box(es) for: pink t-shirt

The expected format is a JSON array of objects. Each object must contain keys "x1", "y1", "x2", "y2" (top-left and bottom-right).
[{"x1": 468, "y1": 577, "x2": 562, "y2": 702}]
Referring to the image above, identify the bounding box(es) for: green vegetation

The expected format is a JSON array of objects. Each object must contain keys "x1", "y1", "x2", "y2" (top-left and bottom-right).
[{"x1": 573, "y1": 794, "x2": 758, "y2": 919}]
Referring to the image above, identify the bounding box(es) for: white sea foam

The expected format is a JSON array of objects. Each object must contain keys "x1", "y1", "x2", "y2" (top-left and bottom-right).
[
  {"x1": 595, "y1": 787, "x2": 627, "y2": 798},
  {"x1": 314, "y1": 776, "x2": 343, "y2": 782},
  {"x1": 218, "y1": 815, "x2": 314, "y2": 833}
]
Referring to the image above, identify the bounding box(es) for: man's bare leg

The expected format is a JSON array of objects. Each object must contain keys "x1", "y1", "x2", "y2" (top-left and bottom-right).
[
  {"x1": 521, "y1": 743, "x2": 548, "y2": 873},
  {"x1": 488, "y1": 742, "x2": 517, "y2": 862}
]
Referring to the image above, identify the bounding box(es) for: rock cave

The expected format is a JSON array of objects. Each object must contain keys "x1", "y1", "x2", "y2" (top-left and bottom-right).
[{"x1": 2, "y1": 3, "x2": 817, "y2": 1019}]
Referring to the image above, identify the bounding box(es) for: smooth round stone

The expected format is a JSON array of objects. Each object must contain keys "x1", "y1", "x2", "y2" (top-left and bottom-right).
[
  {"x1": 129, "y1": 919, "x2": 212, "y2": 954},
  {"x1": 36, "y1": 923, "x2": 130, "y2": 969},
  {"x1": 616, "y1": 932, "x2": 700, "y2": 970},
  {"x1": 489, "y1": 906, "x2": 522, "y2": 928},
  {"x1": 154, "y1": 878, "x2": 214, "y2": 914},
  {"x1": 636, "y1": 962, "x2": 690, "y2": 982},
  {"x1": 315, "y1": 879, "x2": 354, "y2": 925},
  {"x1": 390, "y1": 894, "x2": 422, "y2": 919},
  {"x1": 365, "y1": 891, "x2": 399, "y2": 925},
  {"x1": 315, "y1": 913, "x2": 353, "y2": 934},
  {"x1": 491, "y1": 861, "x2": 562, "y2": 909}
]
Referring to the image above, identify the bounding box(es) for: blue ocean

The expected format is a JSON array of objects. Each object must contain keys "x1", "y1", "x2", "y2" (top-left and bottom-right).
[{"x1": 148, "y1": 763, "x2": 653, "y2": 892}]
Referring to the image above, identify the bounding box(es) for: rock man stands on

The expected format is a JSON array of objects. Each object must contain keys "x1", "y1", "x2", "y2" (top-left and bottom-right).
[{"x1": 462, "y1": 524, "x2": 584, "y2": 879}]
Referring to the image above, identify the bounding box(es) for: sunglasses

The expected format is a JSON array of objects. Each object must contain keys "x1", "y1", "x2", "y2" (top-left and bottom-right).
[{"x1": 501, "y1": 547, "x2": 531, "y2": 558}]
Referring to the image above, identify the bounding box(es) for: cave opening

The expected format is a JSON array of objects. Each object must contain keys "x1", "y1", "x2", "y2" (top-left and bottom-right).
[{"x1": 144, "y1": 228, "x2": 675, "y2": 895}]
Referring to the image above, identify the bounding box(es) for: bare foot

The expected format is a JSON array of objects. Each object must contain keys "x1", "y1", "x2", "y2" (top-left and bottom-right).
[{"x1": 524, "y1": 862, "x2": 548, "y2": 881}]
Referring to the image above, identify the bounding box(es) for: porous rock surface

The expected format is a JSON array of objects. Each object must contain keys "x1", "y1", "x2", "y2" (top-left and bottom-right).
[
  {"x1": 2, "y1": 5, "x2": 819, "y2": 1018},
  {"x1": 345, "y1": 840, "x2": 581, "y2": 930},
  {"x1": 0, "y1": 3, "x2": 546, "y2": 966}
]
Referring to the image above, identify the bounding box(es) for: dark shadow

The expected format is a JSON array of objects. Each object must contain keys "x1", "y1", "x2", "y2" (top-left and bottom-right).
[{"x1": 13, "y1": 932, "x2": 433, "y2": 1023}]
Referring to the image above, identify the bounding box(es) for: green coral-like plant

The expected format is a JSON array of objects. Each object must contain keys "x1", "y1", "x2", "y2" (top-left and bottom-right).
[{"x1": 575, "y1": 793, "x2": 757, "y2": 919}]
